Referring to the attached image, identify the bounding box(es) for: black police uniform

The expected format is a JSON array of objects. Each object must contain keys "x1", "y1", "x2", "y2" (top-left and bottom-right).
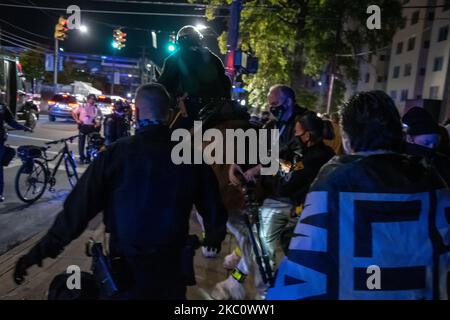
[
  {"x1": 158, "y1": 46, "x2": 232, "y2": 129},
  {"x1": 0, "y1": 103, "x2": 28, "y2": 195},
  {"x1": 15, "y1": 124, "x2": 228, "y2": 299},
  {"x1": 103, "y1": 112, "x2": 131, "y2": 146}
]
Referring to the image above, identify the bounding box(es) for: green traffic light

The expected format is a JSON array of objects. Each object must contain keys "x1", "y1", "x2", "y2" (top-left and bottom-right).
[
  {"x1": 112, "y1": 41, "x2": 119, "y2": 49},
  {"x1": 168, "y1": 44, "x2": 176, "y2": 52}
]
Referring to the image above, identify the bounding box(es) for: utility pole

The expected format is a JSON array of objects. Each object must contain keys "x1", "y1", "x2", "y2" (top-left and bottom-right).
[
  {"x1": 54, "y1": 38, "x2": 59, "y2": 86},
  {"x1": 54, "y1": 16, "x2": 68, "y2": 87},
  {"x1": 225, "y1": 0, "x2": 243, "y2": 86},
  {"x1": 111, "y1": 50, "x2": 116, "y2": 95},
  {"x1": 139, "y1": 45, "x2": 148, "y2": 85},
  {"x1": 326, "y1": 14, "x2": 343, "y2": 115},
  {"x1": 326, "y1": 61, "x2": 335, "y2": 115}
]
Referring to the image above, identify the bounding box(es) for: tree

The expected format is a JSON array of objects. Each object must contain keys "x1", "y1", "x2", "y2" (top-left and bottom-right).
[
  {"x1": 190, "y1": 0, "x2": 403, "y2": 110},
  {"x1": 19, "y1": 50, "x2": 46, "y2": 93}
]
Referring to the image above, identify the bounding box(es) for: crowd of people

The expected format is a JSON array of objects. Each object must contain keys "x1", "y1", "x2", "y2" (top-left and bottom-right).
[{"x1": 11, "y1": 25, "x2": 450, "y2": 300}]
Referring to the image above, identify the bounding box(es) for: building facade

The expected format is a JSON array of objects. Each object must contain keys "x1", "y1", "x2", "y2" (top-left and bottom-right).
[{"x1": 355, "y1": 0, "x2": 450, "y2": 122}]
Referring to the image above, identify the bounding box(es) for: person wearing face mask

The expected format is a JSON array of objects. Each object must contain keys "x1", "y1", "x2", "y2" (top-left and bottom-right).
[
  {"x1": 213, "y1": 85, "x2": 308, "y2": 300},
  {"x1": 402, "y1": 106, "x2": 450, "y2": 186},
  {"x1": 258, "y1": 111, "x2": 335, "y2": 270},
  {"x1": 267, "y1": 91, "x2": 450, "y2": 300},
  {"x1": 229, "y1": 84, "x2": 308, "y2": 185}
]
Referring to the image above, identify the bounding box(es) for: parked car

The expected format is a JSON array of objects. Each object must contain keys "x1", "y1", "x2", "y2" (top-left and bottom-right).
[
  {"x1": 47, "y1": 94, "x2": 79, "y2": 121},
  {"x1": 96, "y1": 95, "x2": 114, "y2": 116}
]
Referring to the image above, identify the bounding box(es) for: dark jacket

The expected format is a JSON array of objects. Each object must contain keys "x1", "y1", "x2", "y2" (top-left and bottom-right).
[
  {"x1": 403, "y1": 142, "x2": 450, "y2": 187},
  {"x1": 263, "y1": 104, "x2": 308, "y2": 161},
  {"x1": 267, "y1": 152, "x2": 450, "y2": 300},
  {"x1": 0, "y1": 103, "x2": 27, "y2": 141},
  {"x1": 25, "y1": 124, "x2": 228, "y2": 262},
  {"x1": 278, "y1": 141, "x2": 335, "y2": 205},
  {"x1": 258, "y1": 105, "x2": 309, "y2": 199},
  {"x1": 158, "y1": 47, "x2": 231, "y2": 101}
]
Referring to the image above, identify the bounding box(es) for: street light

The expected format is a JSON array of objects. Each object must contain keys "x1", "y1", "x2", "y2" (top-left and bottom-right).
[
  {"x1": 80, "y1": 25, "x2": 88, "y2": 33},
  {"x1": 196, "y1": 23, "x2": 207, "y2": 31},
  {"x1": 195, "y1": 23, "x2": 218, "y2": 37}
]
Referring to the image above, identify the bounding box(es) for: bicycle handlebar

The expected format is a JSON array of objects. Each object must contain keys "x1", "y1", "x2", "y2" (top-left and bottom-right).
[{"x1": 45, "y1": 135, "x2": 80, "y2": 145}]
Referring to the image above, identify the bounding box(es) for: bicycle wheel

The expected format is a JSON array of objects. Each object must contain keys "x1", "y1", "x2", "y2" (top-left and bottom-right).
[
  {"x1": 64, "y1": 154, "x2": 78, "y2": 188},
  {"x1": 15, "y1": 160, "x2": 48, "y2": 204}
]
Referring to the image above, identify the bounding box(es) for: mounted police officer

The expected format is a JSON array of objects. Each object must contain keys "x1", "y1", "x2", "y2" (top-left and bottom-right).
[
  {"x1": 158, "y1": 25, "x2": 232, "y2": 129},
  {"x1": 0, "y1": 103, "x2": 32, "y2": 202},
  {"x1": 13, "y1": 83, "x2": 228, "y2": 300}
]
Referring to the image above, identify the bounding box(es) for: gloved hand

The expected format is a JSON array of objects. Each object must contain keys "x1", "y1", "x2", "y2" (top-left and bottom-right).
[{"x1": 13, "y1": 250, "x2": 43, "y2": 285}]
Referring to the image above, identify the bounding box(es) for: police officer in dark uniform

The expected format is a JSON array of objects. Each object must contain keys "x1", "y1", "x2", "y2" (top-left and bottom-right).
[
  {"x1": 158, "y1": 25, "x2": 232, "y2": 129},
  {"x1": 13, "y1": 83, "x2": 228, "y2": 299},
  {"x1": 103, "y1": 100, "x2": 132, "y2": 146},
  {"x1": 0, "y1": 103, "x2": 32, "y2": 202}
]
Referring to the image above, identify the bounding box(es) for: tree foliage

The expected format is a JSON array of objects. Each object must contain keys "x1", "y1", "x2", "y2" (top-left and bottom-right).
[
  {"x1": 189, "y1": 0, "x2": 402, "y2": 110},
  {"x1": 19, "y1": 50, "x2": 46, "y2": 81}
]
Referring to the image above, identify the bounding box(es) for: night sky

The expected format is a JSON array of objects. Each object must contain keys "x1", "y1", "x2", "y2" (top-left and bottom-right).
[{"x1": 0, "y1": 0, "x2": 228, "y2": 66}]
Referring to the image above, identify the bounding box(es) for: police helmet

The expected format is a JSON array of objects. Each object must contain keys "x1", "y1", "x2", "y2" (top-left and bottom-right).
[{"x1": 176, "y1": 25, "x2": 203, "y2": 47}]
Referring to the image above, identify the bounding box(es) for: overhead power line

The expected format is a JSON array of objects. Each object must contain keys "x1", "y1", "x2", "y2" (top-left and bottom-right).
[
  {"x1": 0, "y1": 38, "x2": 48, "y2": 54},
  {"x1": 90, "y1": 0, "x2": 277, "y2": 10},
  {"x1": 1, "y1": 33, "x2": 46, "y2": 50},
  {"x1": 0, "y1": 17, "x2": 52, "y2": 40},
  {"x1": 0, "y1": 3, "x2": 229, "y2": 18},
  {"x1": 1, "y1": 29, "x2": 48, "y2": 47},
  {"x1": 402, "y1": 4, "x2": 450, "y2": 9}
]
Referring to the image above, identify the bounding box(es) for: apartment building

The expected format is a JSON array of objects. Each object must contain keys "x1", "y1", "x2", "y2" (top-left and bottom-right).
[{"x1": 355, "y1": 0, "x2": 450, "y2": 122}]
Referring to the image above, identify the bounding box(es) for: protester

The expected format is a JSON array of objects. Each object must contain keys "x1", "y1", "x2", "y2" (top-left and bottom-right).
[
  {"x1": 267, "y1": 91, "x2": 450, "y2": 300},
  {"x1": 259, "y1": 111, "x2": 335, "y2": 267},
  {"x1": 211, "y1": 85, "x2": 308, "y2": 300},
  {"x1": 402, "y1": 106, "x2": 450, "y2": 186},
  {"x1": 323, "y1": 112, "x2": 344, "y2": 155},
  {"x1": 14, "y1": 83, "x2": 228, "y2": 300}
]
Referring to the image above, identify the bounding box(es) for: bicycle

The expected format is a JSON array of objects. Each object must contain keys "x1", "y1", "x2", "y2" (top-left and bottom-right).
[{"x1": 15, "y1": 135, "x2": 79, "y2": 204}]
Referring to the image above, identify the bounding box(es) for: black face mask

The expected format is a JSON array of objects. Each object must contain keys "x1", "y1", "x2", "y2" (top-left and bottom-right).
[{"x1": 269, "y1": 104, "x2": 287, "y2": 120}]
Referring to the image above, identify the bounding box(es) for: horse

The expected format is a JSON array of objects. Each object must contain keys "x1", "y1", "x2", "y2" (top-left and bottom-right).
[{"x1": 169, "y1": 100, "x2": 274, "y2": 300}]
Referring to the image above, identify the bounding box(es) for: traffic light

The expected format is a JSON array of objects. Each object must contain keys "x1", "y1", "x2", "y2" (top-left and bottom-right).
[
  {"x1": 167, "y1": 34, "x2": 176, "y2": 52},
  {"x1": 113, "y1": 28, "x2": 127, "y2": 50},
  {"x1": 54, "y1": 16, "x2": 68, "y2": 41}
]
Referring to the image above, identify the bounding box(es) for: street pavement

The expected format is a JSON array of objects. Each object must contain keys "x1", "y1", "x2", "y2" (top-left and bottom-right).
[
  {"x1": 0, "y1": 116, "x2": 255, "y2": 300},
  {"x1": 0, "y1": 117, "x2": 88, "y2": 255}
]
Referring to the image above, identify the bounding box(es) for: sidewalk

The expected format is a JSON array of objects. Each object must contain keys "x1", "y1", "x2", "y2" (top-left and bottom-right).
[{"x1": 0, "y1": 213, "x2": 251, "y2": 300}]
